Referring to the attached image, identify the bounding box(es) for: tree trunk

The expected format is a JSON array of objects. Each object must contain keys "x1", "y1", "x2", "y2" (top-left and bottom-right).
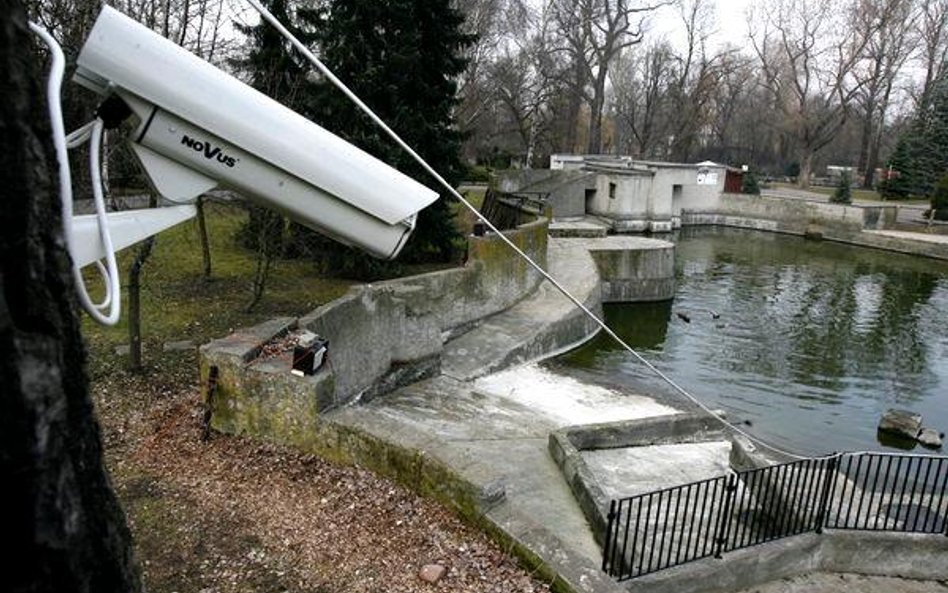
[
  {"x1": 246, "y1": 210, "x2": 282, "y2": 312},
  {"x1": 798, "y1": 149, "x2": 814, "y2": 189},
  {"x1": 564, "y1": 57, "x2": 585, "y2": 153},
  {"x1": 127, "y1": 238, "x2": 153, "y2": 372},
  {"x1": 127, "y1": 195, "x2": 157, "y2": 373},
  {"x1": 1, "y1": 4, "x2": 141, "y2": 592},
  {"x1": 858, "y1": 111, "x2": 873, "y2": 189},
  {"x1": 865, "y1": 122, "x2": 884, "y2": 190},
  {"x1": 587, "y1": 71, "x2": 607, "y2": 155},
  {"x1": 196, "y1": 195, "x2": 212, "y2": 279}
]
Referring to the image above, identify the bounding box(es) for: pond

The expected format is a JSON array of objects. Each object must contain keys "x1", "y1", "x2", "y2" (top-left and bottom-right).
[{"x1": 554, "y1": 227, "x2": 948, "y2": 456}]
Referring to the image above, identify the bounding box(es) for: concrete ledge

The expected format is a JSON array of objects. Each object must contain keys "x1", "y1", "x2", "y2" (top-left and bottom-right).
[
  {"x1": 680, "y1": 193, "x2": 948, "y2": 261},
  {"x1": 549, "y1": 413, "x2": 729, "y2": 547},
  {"x1": 625, "y1": 531, "x2": 948, "y2": 593}
]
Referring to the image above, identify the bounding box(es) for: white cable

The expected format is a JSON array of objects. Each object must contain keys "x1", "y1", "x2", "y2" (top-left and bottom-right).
[
  {"x1": 30, "y1": 23, "x2": 121, "y2": 325},
  {"x1": 29, "y1": 23, "x2": 73, "y2": 253},
  {"x1": 246, "y1": 0, "x2": 809, "y2": 461},
  {"x1": 78, "y1": 118, "x2": 122, "y2": 324},
  {"x1": 66, "y1": 121, "x2": 96, "y2": 148}
]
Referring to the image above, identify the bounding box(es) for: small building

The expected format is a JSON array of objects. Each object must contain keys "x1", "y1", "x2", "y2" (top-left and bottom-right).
[{"x1": 536, "y1": 155, "x2": 729, "y2": 232}]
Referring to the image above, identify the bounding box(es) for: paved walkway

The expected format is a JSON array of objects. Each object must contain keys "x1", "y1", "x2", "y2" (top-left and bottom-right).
[
  {"x1": 736, "y1": 572, "x2": 948, "y2": 593},
  {"x1": 865, "y1": 229, "x2": 948, "y2": 245}
]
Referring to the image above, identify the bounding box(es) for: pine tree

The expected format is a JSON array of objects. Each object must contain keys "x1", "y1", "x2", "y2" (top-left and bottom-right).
[
  {"x1": 231, "y1": 0, "x2": 311, "y2": 102},
  {"x1": 741, "y1": 170, "x2": 761, "y2": 195},
  {"x1": 880, "y1": 71, "x2": 948, "y2": 199},
  {"x1": 297, "y1": 0, "x2": 474, "y2": 276},
  {"x1": 830, "y1": 171, "x2": 852, "y2": 204},
  {"x1": 932, "y1": 174, "x2": 948, "y2": 221}
]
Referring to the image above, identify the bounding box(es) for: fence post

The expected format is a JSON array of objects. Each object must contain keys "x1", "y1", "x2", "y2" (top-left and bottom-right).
[
  {"x1": 714, "y1": 474, "x2": 739, "y2": 559},
  {"x1": 815, "y1": 455, "x2": 839, "y2": 534},
  {"x1": 602, "y1": 499, "x2": 617, "y2": 573}
]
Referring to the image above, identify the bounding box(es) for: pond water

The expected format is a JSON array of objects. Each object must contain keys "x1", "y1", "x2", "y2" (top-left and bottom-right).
[{"x1": 554, "y1": 227, "x2": 948, "y2": 456}]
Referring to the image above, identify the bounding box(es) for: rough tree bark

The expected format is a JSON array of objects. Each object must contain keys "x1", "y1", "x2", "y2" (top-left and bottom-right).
[{"x1": 0, "y1": 3, "x2": 141, "y2": 592}]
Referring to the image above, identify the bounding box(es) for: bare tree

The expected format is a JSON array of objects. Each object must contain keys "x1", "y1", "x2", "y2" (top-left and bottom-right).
[
  {"x1": 551, "y1": 0, "x2": 668, "y2": 154},
  {"x1": 916, "y1": 0, "x2": 948, "y2": 109},
  {"x1": 667, "y1": 0, "x2": 732, "y2": 161},
  {"x1": 612, "y1": 40, "x2": 674, "y2": 157},
  {"x1": 852, "y1": 0, "x2": 915, "y2": 187},
  {"x1": 749, "y1": 0, "x2": 869, "y2": 187}
]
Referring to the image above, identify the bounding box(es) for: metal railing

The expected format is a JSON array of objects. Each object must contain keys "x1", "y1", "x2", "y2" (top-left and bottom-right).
[
  {"x1": 602, "y1": 452, "x2": 948, "y2": 581},
  {"x1": 478, "y1": 188, "x2": 548, "y2": 230}
]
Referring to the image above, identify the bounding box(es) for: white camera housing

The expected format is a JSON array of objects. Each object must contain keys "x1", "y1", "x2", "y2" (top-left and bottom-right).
[{"x1": 75, "y1": 6, "x2": 438, "y2": 259}]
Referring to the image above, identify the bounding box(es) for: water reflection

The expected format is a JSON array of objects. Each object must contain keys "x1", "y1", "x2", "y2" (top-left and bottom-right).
[{"x1": 556, "y1": 227, "x2": 948, "y2": 455}]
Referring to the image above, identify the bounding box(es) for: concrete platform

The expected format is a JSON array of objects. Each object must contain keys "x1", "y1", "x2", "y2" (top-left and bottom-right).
[
  {"x1": 549, "y1": 217, "x2": 610, "y2": 238},
  {"x1": 329, "y1": 363, "x2": 687, "y2": 590},
  {"x1": 584, "y1": 442, "x2": 732, "y2": 499}
]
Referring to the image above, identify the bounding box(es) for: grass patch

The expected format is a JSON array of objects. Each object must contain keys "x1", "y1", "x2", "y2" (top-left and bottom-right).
[
  {"x1": 81, "y1": 195, "x2": 481, "y2": 372},
  {"x1": 770, "y1": 182, "x2": 930, "y2": 205},
  {"x1": 82, "y1": 200, "x2": 355, "y2": 366}
]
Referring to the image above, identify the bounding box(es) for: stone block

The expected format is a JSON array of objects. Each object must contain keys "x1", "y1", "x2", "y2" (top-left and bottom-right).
[
  {"x1": 878, "y1": 409, "x2": 923, "y2": 440},
  {"x1": 917, "y1": 427, "x2": 943, "y2": 449}
]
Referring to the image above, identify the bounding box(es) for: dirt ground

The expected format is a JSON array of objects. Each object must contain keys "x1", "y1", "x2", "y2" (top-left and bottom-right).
[{"x1": 92, "y1": 351, "x2": 553, "y2": 593}]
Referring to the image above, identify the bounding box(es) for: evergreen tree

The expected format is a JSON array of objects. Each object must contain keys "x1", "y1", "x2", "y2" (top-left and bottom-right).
[
  {"x1": 931, "y1": 174, "x2": 948, "y2": 221},
  {"x1": 880, "y1": 71, "x2": 948, "y2": 199},
  {"x1": 830, "y1": 171, "x2": 852, "y2": 204},
  {"x1": 741, "y1": 169, "x2": 761, "y2": 195},
  {"x1": 297, "y1": 0, "x2": 474, "y2": 276},
  {"x1": 231, "y1": 0, "x2": 311, "y2": 102},
  {"x1": 231, "y1": 0, "x2": 311, "y2": 302}
]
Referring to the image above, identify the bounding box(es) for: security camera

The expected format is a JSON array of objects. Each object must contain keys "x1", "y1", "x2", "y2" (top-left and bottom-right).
[{"x1": 74, "y1": 6, "x2": 438, "y2": 260}]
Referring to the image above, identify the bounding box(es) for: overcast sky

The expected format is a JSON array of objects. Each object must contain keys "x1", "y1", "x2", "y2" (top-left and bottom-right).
[{"x1": 647, "y1": 0, "x2": 755, "y2": 52}]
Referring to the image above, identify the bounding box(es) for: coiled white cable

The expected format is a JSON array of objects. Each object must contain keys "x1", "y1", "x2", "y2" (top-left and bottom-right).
[
  {"x1": 30, "y1": 23, "x2": 121, "y2": 325},
  {"x1": 246, "y1": 0, "x2": 810, "y2": 461}
]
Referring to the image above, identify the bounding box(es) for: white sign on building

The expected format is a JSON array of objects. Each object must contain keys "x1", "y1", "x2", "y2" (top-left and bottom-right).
[{"x1": 697, "y1": 168, "x2": 718, "y2": 186}]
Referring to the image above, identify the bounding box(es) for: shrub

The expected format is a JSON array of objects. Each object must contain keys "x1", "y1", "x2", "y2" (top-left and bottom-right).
[
  {"x1": 931, "y1": 173, "x2": 948, "y2": 220},
  {"x1": 466, "y1": 165, "x2": 492, "y2": 183},
  {"x1": 741, "y1": 170, "x2": 761, "y2": 195},
  {"x1": 830, "y1": 171, "x2": 853, "y2": 204}
]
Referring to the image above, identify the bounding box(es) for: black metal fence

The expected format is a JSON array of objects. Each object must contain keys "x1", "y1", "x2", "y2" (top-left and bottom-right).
[
  {"x1": 478, "y1": 188, "x2": 548, "y2": 230},
  {"x1": 602, "y1": 452, "x2": 948, "y2": 580}
]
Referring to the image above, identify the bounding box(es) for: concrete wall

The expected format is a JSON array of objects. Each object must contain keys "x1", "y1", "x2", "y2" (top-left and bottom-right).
[
  {"x1": 682, "y1": 193, "x2": 898, "y2": 239},
  {"x1": 673, "y1": 169, "x2": 726, "y2": 217},
  {"x1": 549, "y1": 413, "x2": 728, "y2": 547},
  {"x1": 201, "y1": 217, "x2": 549, "y2": 438},
  {"x1": 579, "y1": 162, "x2": 727, "y2": 233},
  {"x1": 586, "y1": 172, "x2": 653, "y2": 231},
  {"x1": 299, "y1": 220, "x2": 548, "y2": 400},
  {"x1": 496, "y1": 169, "x2": 592, "y2": 219},
  {"x1": 587, "y1": 240, "x2": 676, "y2": 302}
]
